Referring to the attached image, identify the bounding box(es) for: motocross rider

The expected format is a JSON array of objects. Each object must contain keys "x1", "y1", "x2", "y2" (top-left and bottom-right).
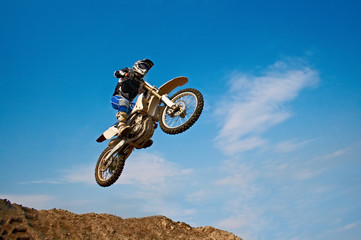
[{"x1": 111, "y1": 59, "x2": 154, "y2": 141}]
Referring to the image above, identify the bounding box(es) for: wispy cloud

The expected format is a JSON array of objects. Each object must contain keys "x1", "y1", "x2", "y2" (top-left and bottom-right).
[
  {"x1": 63, "y1": 164, "x2": 94, "y2": 184},
  {"x1": 140, "y1": 201, "x2": 196, "y2": 220},
  {"x1": 293, "y1": 168, "x2": 324, "y2": 180},
  {"x1": 15, "y1": 152, "x2": 196, "y2": 220},
  {"x1": 335, "y1": 222, "x2": 359, "y2": 233},
  {"x1": 19, "y1": 163, "x2": 95, "y2": 185},
  {"x1": 311, "y1": 146, "x2": 352, "y2": 163},
  {"x1": 215, "y1": 60, "x2": 319, "y2": 155},
  {"x1": 216, "y1": 205, "x2": 268, "y2": 240},
  {"x1": 186, "y1": 190, "x2": 207, "y2": 202},
  {"x1": 21, "y1": 152, "x2": 193, "y2": 186},
  {"x1": 118, "y1": 152, "x2": 193, "y2": 185},
  {"x1": 0, "y1": 194, "x2": 53, "y2": 209},
  {"x1": 274, "y1": 139, "x2": 314, "y2": 152},
  {"x1": 212, "y1": 142, "x2": 361, "y2": 240},
  {"x1": 323, "y1": 148, "x2": 349, "y2": 160},
  {"x1": 315, "y1": 221, "x2": 361, "y2": 239},
  {"x1": 106, "y1": 152, "x2": 196, "y2": 221},
  {"x1": 216, "y1": 160, "x2": 257, "y2": 191}
]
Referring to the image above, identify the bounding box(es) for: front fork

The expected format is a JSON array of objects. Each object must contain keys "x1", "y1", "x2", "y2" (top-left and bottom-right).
[
  {"x1": 144, "y1": 83, "x2": 180, "y2": 117},
  {"x1": 161, "y1": 95, "x2": 181, "y2": 117},
  {"x1": 103, "y1": 139, "x2": 126, "y2": 162}
]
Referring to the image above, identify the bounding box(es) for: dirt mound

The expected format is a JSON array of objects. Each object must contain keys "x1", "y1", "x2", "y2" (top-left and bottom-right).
[{"x1": 0, "y1": 199, "x2": 241, "y2": 240}]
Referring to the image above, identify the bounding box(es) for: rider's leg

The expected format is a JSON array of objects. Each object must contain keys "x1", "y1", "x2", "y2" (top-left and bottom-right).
[
  {"x1": 116, "y1": 111, "x2": 131, "y2": 136},
  {"x1": 111, "y1": 96, "x2": 132, "y2": 136}
]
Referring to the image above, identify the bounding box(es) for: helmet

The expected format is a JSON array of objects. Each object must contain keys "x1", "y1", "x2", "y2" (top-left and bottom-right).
[{"x1": 132, "y1": 59, "x2": 154, "y2": 77}]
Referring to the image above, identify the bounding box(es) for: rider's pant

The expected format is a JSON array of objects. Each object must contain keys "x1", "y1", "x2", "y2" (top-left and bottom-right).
[{"x1": 111, "y1": 95, "x2": 131, "y2": 114}]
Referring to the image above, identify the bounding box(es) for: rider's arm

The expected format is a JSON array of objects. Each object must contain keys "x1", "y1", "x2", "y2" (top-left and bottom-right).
[
  {"x1": 114, "y1": 67, "x2": 134, "y2": 79},
  {"x1": 138, "y1": 82, "x2": 146, "y2": 94}
]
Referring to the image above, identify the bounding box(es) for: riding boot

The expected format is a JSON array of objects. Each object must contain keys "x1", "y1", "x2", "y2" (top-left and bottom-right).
[
  {"x1": 135, "y1": 139, "x2": 153, "y2": 149},
  {"x1": 116, "y1": 112, "x2": 131, "y2": 136},
  {"x1": 143, "y1": 139, "x2": 153, "y2": 149}
]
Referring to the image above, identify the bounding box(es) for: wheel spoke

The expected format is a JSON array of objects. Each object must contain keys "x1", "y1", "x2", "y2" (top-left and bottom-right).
[
  {"x1": 99, "y1": 152, "x2": 118, "y2": 181},
  {"x1": 163, "y1": 93, "x2": 198, "y2": 129},
  {"x1": 158, "y1": 88, "x2": 203, "y2": 136},
  {"x1": 161, "y1": 90, "x2": 202, "y2": 132},
  {"x1": 96, "y1": 145, "x2": 130, "y2": 187},
  {"x1": 166, "y1": 116, "x2": 178, "y2": 127}
]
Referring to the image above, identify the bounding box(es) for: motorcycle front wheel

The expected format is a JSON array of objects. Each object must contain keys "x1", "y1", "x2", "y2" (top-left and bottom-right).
[
  {"x1": 159, "y1": 88, "x2": 204, "y2": 135},
  {"x1": 95, "y1": 145, "x2": 132, "y2": 187}
]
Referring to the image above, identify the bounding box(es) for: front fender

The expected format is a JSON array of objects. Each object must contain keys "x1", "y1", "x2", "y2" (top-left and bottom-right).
[{"x1": 158, "y1": 76, "x2": 188, "y2": 95}]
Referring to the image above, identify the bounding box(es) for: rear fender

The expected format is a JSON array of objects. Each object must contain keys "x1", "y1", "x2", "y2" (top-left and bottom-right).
[{"x1": 96, "y1": 123, "x2": 119, "y2": 142}]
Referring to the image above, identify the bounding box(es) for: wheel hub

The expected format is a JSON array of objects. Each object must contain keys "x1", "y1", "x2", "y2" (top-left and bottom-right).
[{"x1": 168, "y1": 101, "x2": 186, "y2": 118}]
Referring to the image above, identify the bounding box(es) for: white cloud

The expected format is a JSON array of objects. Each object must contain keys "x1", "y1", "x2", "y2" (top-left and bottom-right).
[
  {"x1": 13, "y1": 152, "x2": 196, "y2": 221},
  {"x1": 186, "y1": 190, "x2": 207, "y2": 202},
  {"x1": 274, "y1": 139, "x2": 313, "y2": 152},
  {"x1": 118, "y1": 152, "x2": 193, "y2": 185},
  {"x1": 22, "y1": 152, "x2": 193, "y2": 186},
  {"x1": 63, "y1": 164, "x2": 94, "y2": 184},
  {"x1": 141, "y1": 202, "x2": 196, "y2": 220},
  {"x1": 323, "y1": 148, "x2": 349, "y2": 159},
  {"x1": 310, "y1": 147, "x2": 352, "y2": 164},
  {"x1": 335, "y1": 222, "x2": 358, "y2": 233},
  {"x1": 109, "y1": 154, "x2": 197, "y2": 221},
  {"x1": 19, "y1": 162, "x2": 95, "y2": 185},
  {"x1": 217, "y1": 214, "x2": 249, "y2": 230},
  {"x1": 0, "y1": 194, "x2": 53, "y2": 209},
  {"x1": 216, "y1": 165, "x2": 256, "y2": 188},
  {"x1": 114, "y1": 183, "x2": 197, "y2": 222},
  {"x1": 215, "y1": 60, "x2": 319, "y2": 155},
  {"x1": 293, "y1": 168, "x2": 323, "y2": 180},
  {"x1": 316, "y1": 221, "x2": 361, "y2": 239},
  {"x1": 219, "y1": 136, "x2": 267, "y2": 154},
  {"x1": 217, "y1": 206, "x2": 268, "y2": 240}
]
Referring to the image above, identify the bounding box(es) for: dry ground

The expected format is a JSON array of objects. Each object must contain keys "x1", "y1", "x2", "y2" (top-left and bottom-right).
[{"x1": 0, "y1": 199, "x2": 242, "y2": 240}]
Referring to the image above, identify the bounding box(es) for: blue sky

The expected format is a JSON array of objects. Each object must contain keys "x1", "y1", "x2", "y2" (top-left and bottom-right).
[{"x1": 1, "y1": 0, "x2": 360, "y2": 239}]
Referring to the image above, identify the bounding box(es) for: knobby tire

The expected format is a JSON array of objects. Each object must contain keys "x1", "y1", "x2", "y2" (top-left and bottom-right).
[
  {"x1": 95, "y1": 147, "x2": 125, "y2": 187},
  {"x1": 159, "y1": 88, "x2": 203, "y2": 135}
]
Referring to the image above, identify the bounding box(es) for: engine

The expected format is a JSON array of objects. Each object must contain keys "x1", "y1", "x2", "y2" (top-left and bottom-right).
[{"x1": 127, "y1": 113, "x2": 155, "y2": 148}]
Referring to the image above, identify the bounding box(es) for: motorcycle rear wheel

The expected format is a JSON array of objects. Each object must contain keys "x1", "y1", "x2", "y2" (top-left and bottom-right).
[
  {"x1": 95, "y1": 145, "x2": 132, "y2": 187},
  {"x1": 159, "y1": 88, "x2": 203, "y2": 135}
]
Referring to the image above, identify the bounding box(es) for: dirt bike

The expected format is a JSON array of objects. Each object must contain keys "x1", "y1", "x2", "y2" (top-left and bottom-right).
[{"x1": 95, "y1": 77, "x2": 204, "y2": 187}]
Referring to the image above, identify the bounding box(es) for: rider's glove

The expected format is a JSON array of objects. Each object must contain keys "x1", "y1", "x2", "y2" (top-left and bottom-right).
[
  {"x1": 114, "y1": 69, "x2": 135, "y2": 79},
  {"x1": 114, "y1": 70, "x2": 125, "y2": 78}
]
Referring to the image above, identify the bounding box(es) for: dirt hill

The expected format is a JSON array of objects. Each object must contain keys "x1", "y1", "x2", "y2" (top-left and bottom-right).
[{"x1": 0, "y1": 199, "x2": 242, "y2": 240}]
